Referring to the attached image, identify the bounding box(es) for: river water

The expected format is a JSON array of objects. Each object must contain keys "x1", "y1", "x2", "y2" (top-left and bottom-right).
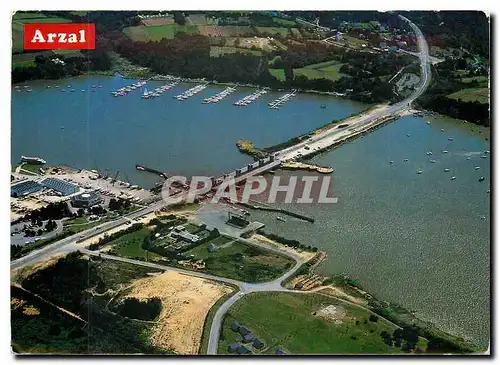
[
  {"x1": 11, "y1": 75, "x2": 364, "y2": 188},
  {"x1": 248, "y1": 115, "x2": 491, "y2": 347},
  {"x1": 11, "y1": 75, "x2": 490, "y2": 347}
]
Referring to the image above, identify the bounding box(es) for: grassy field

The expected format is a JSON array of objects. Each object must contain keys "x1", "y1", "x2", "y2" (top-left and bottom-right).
[
  {"x1": 210, "y1": 46, "x2": 262, "y2": 57},
  {"x1": 273, "y1": 18, "x2": 297, "y2": 27},
  {"x1": 447, "y1": 88, "x2": 489, "y2": 104},
  {"x1": 270, "y1": 60, "x2": 346, "y2": 82},
  {"x1": 256, "y1": 27, "x2": 289, "y2": 36},
  {"x1": 269, "y1": 68, "x2": 285, "y2": 81},
  {"x1": 105, "y1": 227, "x2": 163, "y2": 261},
  {"x1": 123, "y1": 24, "x2": 199, "y2": 42},
  {"x1": 218, "y1": 292, "x2": 427, "y2": 355},
  {"x1": 184, "y1": 237, "x2": 294, "y2": 283}
]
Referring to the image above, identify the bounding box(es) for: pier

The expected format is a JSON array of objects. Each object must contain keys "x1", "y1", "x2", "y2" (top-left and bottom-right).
[
  {"x1": 174, "y1": 84, "x2": 208, "y2": 101},
  {"x1": 142, "y1": 81, "x2": 179, "y2": 99},
  {"x1": 268, "y1": 90, "x2": 297, "y2": 109},
  {"x1": 233, "y1": 88, "x2": 269, "y2": 106},
  {"x1": 202, "y1": 86, "x2": 237, "y2": 104},
  {"x1": 111, "y1": 80, "x2": 147, "y2": 97}
]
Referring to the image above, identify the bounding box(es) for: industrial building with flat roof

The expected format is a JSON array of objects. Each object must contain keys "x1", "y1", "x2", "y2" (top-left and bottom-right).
[
  {"x1": 70, "y1": 191, "x2": 102, "y2": 208},
  {"x1": 41, "y1": 178, "x2": 79, "y2": 196},
  {"x1": 11, "y1": 180, "x2": 42, "y2": 197}
]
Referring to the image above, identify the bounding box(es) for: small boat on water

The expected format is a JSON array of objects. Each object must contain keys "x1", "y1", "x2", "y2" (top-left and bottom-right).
[
  {"x1": 479, "y1": 176, "x2": 485, "y2": 182},
  {"x1": 389, "y1": 161, "x2": 394, "y2": 164},
  {"x1": 480, "y1": 155, "x2": 487, "y2": 159},
  {"x1": 406, "y1": 133, "x2": 410, "y2": 137},
  {"x1": 450, "y1": 176, "x2": 456, "y2": 180},
  {"x1": 417, "y1": 170, "x2": 423, "y2": 174},
  {"x1": 320, "y1": 105, "x2": 327, "y2": 109},
  {"x1": 429, "y1": 159, "x2": 437, "y2": 163},
  {"x1": 466, "y1": 157, "x2": 471, "y2": 160},
  {"x1": 426, "y1": 151, "x2": 433, "y2": 156},
  {"x1": 403, "y1": 158, "x2": 409, "y2": 162},
  {"x1": 442, "y1": 150, "x2": 448, "y2": 154},
  {"x1": 448, "y1": 137, "x2": 454, "y2": 141},
  {"x1": 426, "y1": 121, "x2": 431, "y2": 125},
  {"x1": 475, "y1": 166, "x2": 481, "y2": 170},
  {"x1": 444, "y1": 168, "x2": 450, "y2": 172},
  {"x1": 440, "y1": 128, "x2": 444, "y2": 132},
  {"x1": 276, "y1": 216, "x2": 286, "y2": 222}
]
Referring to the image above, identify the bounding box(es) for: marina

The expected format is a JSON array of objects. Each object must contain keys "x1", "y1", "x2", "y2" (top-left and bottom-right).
[
  {"x1": 142, "y1": 81, "x2": 179, "y2": 99},
  {"x1": 233, "y1": 88, "x2": 269, "y2": 106},
  {"x1": 268, "y1": 90, "x2": 297, "y2": 109},
  {"x1": 202, "y1": 86, "x2": 237, "y2": 104},
  {"x1": 174, "y1": 83, "x2": 208, "y2": 101},
  {"x1": 111, "y1": 80, "x2": 147, "y2": 97}
]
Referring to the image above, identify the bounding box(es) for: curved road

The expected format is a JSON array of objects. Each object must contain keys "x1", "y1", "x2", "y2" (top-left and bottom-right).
[
  {"x1": 275, "y1": 15, "x2": 431, "y2": 163},
  {"x1": 206, "y1": 15, "x2": 432, "y2": 355}
]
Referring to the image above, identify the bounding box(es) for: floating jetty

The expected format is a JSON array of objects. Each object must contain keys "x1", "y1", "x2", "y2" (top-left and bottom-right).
[
  {"x1": 234, "y1": 88, "x2": 269, "y2": 106},
  {"x1": 112, "y1": 80, "x2": 147, "y2": 97},
  {"x1": 142, "y1": 81, "x2": 178, "y2": 99},
  {"x1": 268, "y1": 90, "x2": 297, "y2": 109},
  {"x1": 174, "y1": 84, "x2": 208, "y2": 101},
  {"x1": 135, "y1": 164, "x2": 168, "y2": 179},
  {"x1": 202, "y1": 86, "x2": 236, "y2": 104}
]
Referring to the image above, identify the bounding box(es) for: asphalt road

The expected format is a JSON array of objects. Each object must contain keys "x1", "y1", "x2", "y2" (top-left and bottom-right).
[{"x1": 275, "y1": 15, "x2": 431, "y2": 164}]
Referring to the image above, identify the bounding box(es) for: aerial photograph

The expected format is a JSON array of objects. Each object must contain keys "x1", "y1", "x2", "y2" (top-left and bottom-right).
[{"x1": 10, "y1": 10, "x2": 490, "y2": 355}]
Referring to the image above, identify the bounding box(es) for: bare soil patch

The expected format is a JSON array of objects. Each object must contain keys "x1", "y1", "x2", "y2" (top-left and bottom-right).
[{"x1": 124, "y1": 271, "x2": 232, "y2": 354}]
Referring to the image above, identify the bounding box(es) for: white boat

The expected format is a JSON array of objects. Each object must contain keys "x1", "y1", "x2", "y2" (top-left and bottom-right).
[
  {"x1": 276, "y1": 216, "x2": 286, "y2": 222},
  {"x1": 444, "y1": 168, "x2": 450, "y2": 172},
  {"x1": 450, "y1": 176, "x2": 456, "y2": 180},
  {"x1": 475, "y1": 166, "x2": 481, "y2": 170},
  {"x1": 21, "y1": 155, "x2": 46, "y2": 164}
]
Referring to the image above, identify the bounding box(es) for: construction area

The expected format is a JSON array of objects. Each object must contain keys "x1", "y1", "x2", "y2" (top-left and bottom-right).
[{"x1": 115, "y1": 271, "x2": 233, "y2": 354}]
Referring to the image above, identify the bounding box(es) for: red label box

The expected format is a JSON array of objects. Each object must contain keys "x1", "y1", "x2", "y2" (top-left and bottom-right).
[{"x1": 23, "y1": 23, "x2": 95, "y2": 50}]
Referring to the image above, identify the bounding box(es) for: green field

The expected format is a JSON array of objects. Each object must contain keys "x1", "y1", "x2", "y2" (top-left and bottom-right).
[
  {"x1": 185, "y1": 238, "x2": 294, "y2": 283},
  {"x1": 218, "y1": 292, "x2": 428, "y2": 355},
  {"x1": 447, "y1": 88, "x2": 489, "y2": 104},
  {"x1": 269, "y1": 68, "x2": 285, "y2": 80},
  {"x1": 123, "y1": 24, "x2": 199, "y2": 42},
  {"x1": 210, "y1": 46, "x2": 262, "y2": 57},
  {"x1": 105, "y1": 227, "x2": 162, "y2": 261},
  {"x1": 273, "y1": 18, "x2": 297, "y2": 27},
  {"x1": 270, "y1": 60, "x2": 346, "y2": 82},
  {"x1": 256, "y1": 27, "x2": 289, "y2": 36}
]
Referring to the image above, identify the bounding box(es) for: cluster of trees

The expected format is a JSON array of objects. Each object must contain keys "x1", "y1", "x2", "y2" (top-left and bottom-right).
[
  {"x1": 108, "y1": 198, "x2": 132, "y2": 211},
  {"x1": 417, "y1": 57, "x2": 489, "y2": 126},
  {"x1": 380, "y1": 326, "x2": 421, "y2": 352},
  {"x1": 27, "y1": 202, "x2": 72, "y2": 222},
  {"x1": 259, "y1": 230, "x2": 318, "y2": 252},
  {"x1": 398, "y1": 11, "x2": 489, "y2": 58},
  {"x1": 12, "y1": 49, "x2": 112, "y2": 84},
  {"x1": 21, "y1": 251, "x2": 95, "y2": 314},
  {"x1": 114, "y1": 33, "x2": 278, "y2": 86},
  {"x1": 23, "y1": 219, "x2": 57, "y2": 237},
  {"x1": 111, "y1": 297, "x2": 162, "y2": 321}
]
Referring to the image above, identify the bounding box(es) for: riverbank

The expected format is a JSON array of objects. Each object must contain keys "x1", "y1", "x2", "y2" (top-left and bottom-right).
[{"x1": 281, "y1": 161, "x2": 333, "y2": 174}]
